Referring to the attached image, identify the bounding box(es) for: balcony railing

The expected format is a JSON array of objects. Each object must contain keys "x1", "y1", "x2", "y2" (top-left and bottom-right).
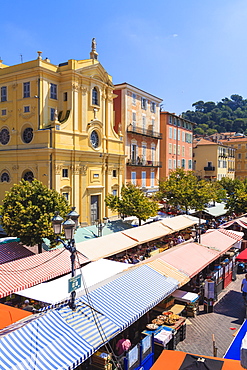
[
  {"x1": 127, "y1": 158, "x2": 162, "y2": 168},
  {"x1": 204, "y1": 166, "x2": 215, "y2": 171},
  {"x1": 127, "y1": 124, "x2": 162, "y2": 139}
]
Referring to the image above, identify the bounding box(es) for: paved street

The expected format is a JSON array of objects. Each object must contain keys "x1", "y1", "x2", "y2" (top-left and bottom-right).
[{"x1": 176, "y1": 272, "x2": 246, "y2": 358}]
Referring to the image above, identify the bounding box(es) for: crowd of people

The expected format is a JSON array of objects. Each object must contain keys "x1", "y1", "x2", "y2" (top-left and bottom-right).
[{"x1": 1, "y1": 296, "x2": 42, "y2": 312}]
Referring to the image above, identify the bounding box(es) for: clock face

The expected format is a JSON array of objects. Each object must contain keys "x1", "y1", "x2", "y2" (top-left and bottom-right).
[{"x1": 90, "y1": 130, "x2": 99, "y2": 148}]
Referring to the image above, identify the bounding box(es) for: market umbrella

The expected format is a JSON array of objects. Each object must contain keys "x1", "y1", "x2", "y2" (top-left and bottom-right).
[
  {"x1": 0, "y1": 303, "x2": 32, "y2": 330},
  {"x1": 150, "y1": 350, "x2": 243, "y2": 370},
  {"x1": 236, "y1": 249, "x2": 247, "y2": 263}
]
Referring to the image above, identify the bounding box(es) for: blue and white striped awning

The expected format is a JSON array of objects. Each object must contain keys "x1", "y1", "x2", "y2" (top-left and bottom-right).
[
  {"x1": 0, "y1": 307, "x2": 118, "y2": 370},
  {"x1": 57, "y1": 301, "x2": 120, "y2": 348},
  {"x1": 80, "y1": 265, "x2": 179, "y2": 330}
]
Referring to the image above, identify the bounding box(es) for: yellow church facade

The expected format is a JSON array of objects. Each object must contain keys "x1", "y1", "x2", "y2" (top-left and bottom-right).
[{"x1": 0, "y1": 44, "x2": 124, "y2": 225}]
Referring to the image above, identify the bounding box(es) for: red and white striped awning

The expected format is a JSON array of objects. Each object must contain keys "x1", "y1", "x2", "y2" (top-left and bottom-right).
[
  {"x1": 0, "y1": 249, "x2": 89, "y2": 298},
  {"x1": 0, "y1": 241, "x2": 34, "y2": 264},
  {"x1": 217, "y1": 228, "x2": 243, "y2": 241}
]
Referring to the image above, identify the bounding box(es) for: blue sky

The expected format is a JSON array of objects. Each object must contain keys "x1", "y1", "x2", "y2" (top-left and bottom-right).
[{"x1": 1, "y1": 0, "x2": 247, "y2": 114}]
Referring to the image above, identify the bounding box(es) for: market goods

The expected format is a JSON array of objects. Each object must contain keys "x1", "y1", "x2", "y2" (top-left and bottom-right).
[
  {"x1": 152, "y1": 319, "x2": 164, "y2": 325},
  {"x1": 170, "y1": 314, "x2": 180, "y2": 320},
  {"x1": 162, "y1": 311, "x2": 173, "y2": 316},
  {"x1": 146, "y1": 323, "x2": 159, "y2": 330}
]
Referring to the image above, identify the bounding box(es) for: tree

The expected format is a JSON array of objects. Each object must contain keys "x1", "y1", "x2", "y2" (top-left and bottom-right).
[
  {"x1": 156, "y1": 169, "x2": 225, "y2": 214},
  {"x1": 1, "y1": 179, "x2": 70, "y2": 253},
  {"x1": 219, "y1": 177, "x2": 246, "y2": 214},
  {"x1": 105, "y1": 183, "x2": 158, "y2": 226}
]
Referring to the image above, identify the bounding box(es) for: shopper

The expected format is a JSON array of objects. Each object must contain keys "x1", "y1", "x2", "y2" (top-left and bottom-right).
[
  {"x1": 241, "y1": 274, "x2": 247, "y2": 303},
  {"x1": 116, "y1": 334, "x2": 132, "y2": 356}
]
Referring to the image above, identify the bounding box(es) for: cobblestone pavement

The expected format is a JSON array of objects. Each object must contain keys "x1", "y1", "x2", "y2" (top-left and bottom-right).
[{"x1": 176, "y1": 272, "x2": 246, "y2": 358}]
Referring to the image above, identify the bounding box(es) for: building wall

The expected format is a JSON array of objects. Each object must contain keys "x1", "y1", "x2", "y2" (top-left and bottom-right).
[
  {"x1": 160, "y1": 112, "x2": 193, "y2": 179},
  {"x1": 222, "y1": 138, "x2": 247, "y2": 179},
  {"x1": 113, "y1": 84, "x2": 162, "y2": 193},
  {"x1": 0, "y1": 54, "x2": 124, "y2": 225},
  {"x1": 193, "y1": 142, "x2": 234, "y2": 180}
]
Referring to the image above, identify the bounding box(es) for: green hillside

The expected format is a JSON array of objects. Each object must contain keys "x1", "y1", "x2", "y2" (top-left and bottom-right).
[{"x1": 182, "y1": 94, "x2": 247, "y2": 136}]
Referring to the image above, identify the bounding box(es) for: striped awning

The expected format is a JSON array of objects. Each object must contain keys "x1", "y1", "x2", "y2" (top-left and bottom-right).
[
  {"x1": 0, "y1": 310, "x2": 94, "y2": 370},
  {"x1": 0, "y1": 241, "x2": 34, "y2": 264},
  {"x1": 0, "y1": 298, "x2": 121, "y2": 370},
  {"x1": 200, "y1": 229, "x2": 241, "y2": 254},
  {"x1": 57, "y1": 301, "x2": 120, "y2": 348},
  {"x1": 0, "y1": 249, "x2": 89, "y2": 298},
  {"x1": 146, "y1": 259, "x2": 190, "y2": 287},
  {"x1": 80, "y1": 265, "x2": 179, "y2": 330}
]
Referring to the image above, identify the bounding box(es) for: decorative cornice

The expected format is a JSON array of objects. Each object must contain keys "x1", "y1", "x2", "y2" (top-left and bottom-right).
[
  {"x1": 55, "y1": 164, "x2": 62, "y2": 175},
  {"x1": 18, "y1": 106, "x2": 36, "y2": 119}
]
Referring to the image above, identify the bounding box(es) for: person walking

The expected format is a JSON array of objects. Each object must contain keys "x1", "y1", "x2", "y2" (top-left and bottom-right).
[{"x1": 241, "y1": 274, "x2": 247, "y2": 304}]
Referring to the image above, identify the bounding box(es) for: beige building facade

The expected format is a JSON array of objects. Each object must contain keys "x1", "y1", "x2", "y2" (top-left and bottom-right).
[
  {"x1": 0, "y1": 44, "x2": 124, "y2": 225},
  {"x1": 221, "y1": 136, "x2": 247, "y2": 179},
  {"x1": 193, "y1": 138, "x2": 235, "y2": 180},
  {"x1": 113, "y1": 83, "x2": 162, "y2": 194}
]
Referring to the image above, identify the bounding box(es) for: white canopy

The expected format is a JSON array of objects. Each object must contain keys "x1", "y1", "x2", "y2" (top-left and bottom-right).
[
  {"x1": 76, "y1": 231, "x2": 138, "y2": 261},
  {"x1": 17, "y1": 259, "x2": 130, "y2": 304}
]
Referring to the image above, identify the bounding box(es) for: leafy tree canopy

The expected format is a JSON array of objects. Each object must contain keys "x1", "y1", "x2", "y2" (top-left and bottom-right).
[
  {"x1": 105, "y1": 183, "x2": 158, "y2": 226},
  {"x1": 156, "y1": 169, "x2": 226, "y2": 214},
  {"x1": 183, "y1": 94, "x2": 247, "y2": 135},
  {"x1": 1, "y1": 179, "x2": 70, "y2": 253},
  {"x1": 218, "y1": 177, "x2": 247, "y2": 214}
]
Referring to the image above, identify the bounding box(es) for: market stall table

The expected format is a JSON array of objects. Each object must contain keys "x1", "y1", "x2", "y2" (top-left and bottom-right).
[{"x1": 171, "y1": 289, "x2": 199, "y2": 317}]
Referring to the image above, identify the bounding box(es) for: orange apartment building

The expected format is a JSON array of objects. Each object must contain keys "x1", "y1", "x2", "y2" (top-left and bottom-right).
[
  {"x1": 160, "y1": 112, "x2": 194, "y2": 179},
  {"x1": 113, "y1": 83, "x2": 162, "y2": 194}
]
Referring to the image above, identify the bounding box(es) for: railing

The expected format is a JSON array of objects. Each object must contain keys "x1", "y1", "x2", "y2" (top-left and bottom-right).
[
  {"x1": 127, "y1": 124, "x2": 162, "y2": 139},
  {"x1": 127, "y1": 158, "x2": 162, "y2": 167},
  {"x1": 204, "y1": 166, "x2": 215, "y2": 171}
]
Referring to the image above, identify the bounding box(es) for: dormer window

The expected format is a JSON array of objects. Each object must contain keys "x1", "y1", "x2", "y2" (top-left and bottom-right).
[{"x1": 92, "y1": 87, "x2": 99, "y2": 105}]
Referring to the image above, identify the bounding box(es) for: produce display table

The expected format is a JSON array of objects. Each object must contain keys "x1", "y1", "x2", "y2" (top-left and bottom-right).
[
  {"x1": 171, "y1": 290, "x2": 199, "y2": 317},
  {"x1": 168, "y1": 304, "x2": 186, "y2": 316},
  {"x1": 162, "y1": 316, "x2": 186, "y2": 332}
]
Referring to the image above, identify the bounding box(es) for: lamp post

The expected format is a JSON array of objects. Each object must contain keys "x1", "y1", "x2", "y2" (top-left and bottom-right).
[
  {"x1": 95, "y1": 217, "x2": 108, "y2": 237},
  {"x1": 191, "y1": 224, "x2": 201, "y2": 243},
  {"x1": 51, "y1": 207, "x2": 79, "y2": 310}
]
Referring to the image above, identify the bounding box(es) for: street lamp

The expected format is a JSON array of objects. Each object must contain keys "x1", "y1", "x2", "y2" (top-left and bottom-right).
[
  {"x1": 191, "y1": 224, "x2": 201, "y2": 243},
  {"x1": 95, "y1": 217, "x2": 108, "y2": 237},
  {"x1": 51, "y1": 207, "x2": 79, "y2": 310}
]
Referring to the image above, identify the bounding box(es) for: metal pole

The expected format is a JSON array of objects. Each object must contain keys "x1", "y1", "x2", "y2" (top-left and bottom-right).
[
  {"x1": 70, "y1": 240, "x2": 76, "y2": 310},
  {"x1": 199, "y1": 211, "x2": 202, "y2": 243}
]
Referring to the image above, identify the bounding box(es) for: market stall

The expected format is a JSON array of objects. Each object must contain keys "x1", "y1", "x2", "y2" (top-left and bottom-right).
[
  {"x1": 0, "y1": 303, "x2": 32, "y2": 330},
  {"x1": 171, "y1": 289, "x2": 199, "y2": 317},
  {"x1": 151, "y1": 350, "x2": 243, "y2": 370}
]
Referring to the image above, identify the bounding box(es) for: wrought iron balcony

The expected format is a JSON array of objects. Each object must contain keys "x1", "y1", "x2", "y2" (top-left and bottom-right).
[
  {"x1": 127, "y1": 158, "x2": 162, "y2": 168},
  {"x1": 127, "y1": 124, "x2": 162, "y2": 139},
  {"x1": 204, "y1": 166, "x2": 215, "y2": 171}
]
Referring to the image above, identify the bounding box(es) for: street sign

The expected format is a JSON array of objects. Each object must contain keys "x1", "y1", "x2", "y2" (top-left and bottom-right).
[{"x1": 68, "y1": 274, "x2": 82, "y2": 293}]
